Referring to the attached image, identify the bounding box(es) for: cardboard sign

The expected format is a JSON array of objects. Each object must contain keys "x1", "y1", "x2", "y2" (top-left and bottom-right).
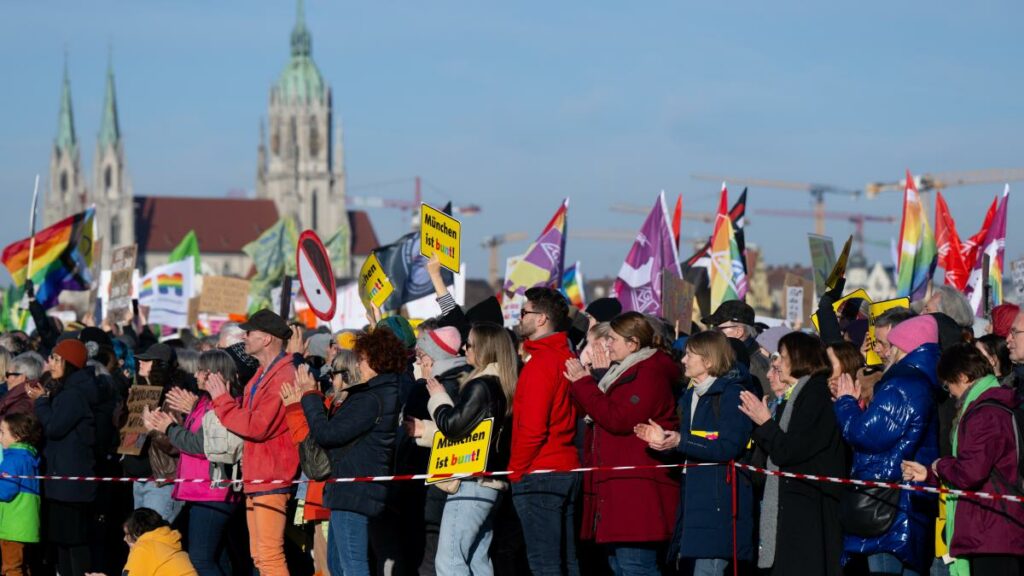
[
  {"x1": 662, "y1": 275, "x2": 697, "y2": 333},
  {"x1": 807, "y1": 234, "x2": 836, "y2": 298},
  {"x1": 825, "y1": 236, "x2": 853, "y2": 292},
  {"x1": 783, "y1": 273, "x2": 815, "y2": 329},
  {"x1": 420, "y1": 203, "x2": 461, "y2": 273},
  {"x1": 108, "y1": 245, "x2": 137, "y2": 322},
  {"x1": 359, "y1": 253, "x2": 394, "y2": 308},
  {"x1": 785, "y1": 286, "x2": 804, "y2": 326},
  {"x1": 426, "y1": 418, "x2": 493, "y2": 484},
  {"x1": 117, "y1": 385, "x2": 164, "y2": 456},
  {"x1": 865, "y1": 297, "x2": 911, "y2": 366},
  {"x1": 139, "y1": 258, "x2": 195, "y2": 329},
  {"x1": 296, "y1": 230, "x2": 337, "y2": 321},
  {"x1": 199, "y1": 276, "x2": 251, "y2": 316}
]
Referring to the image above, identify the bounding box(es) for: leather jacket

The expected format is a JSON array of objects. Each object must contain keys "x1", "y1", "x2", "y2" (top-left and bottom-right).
[{"x1": 430, "y1": 375, "x2": 509, "y2": 472}]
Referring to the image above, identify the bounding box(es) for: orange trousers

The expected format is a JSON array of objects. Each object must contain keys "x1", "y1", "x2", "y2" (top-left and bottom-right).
[
  {"x1": 0, "y1": 540, "x2": 26, "y2": 576},
  {"x1": 245, "y1": 494, "x2": 291, "y2": 576}
]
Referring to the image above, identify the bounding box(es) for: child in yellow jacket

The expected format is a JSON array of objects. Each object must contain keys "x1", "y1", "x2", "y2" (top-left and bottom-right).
[{"x1": 86, "y1": 508, "x2": 198, "y2": 576}]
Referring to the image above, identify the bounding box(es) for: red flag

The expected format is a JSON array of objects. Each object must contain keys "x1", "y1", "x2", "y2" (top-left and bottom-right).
[
  {"x1": 672, "y1": 194, "x2": 683, "y2": 250},
  {"x1": 934, "y1": 191, "x2": 969, "y2": 290},
  {"x1": 961, "y1": 196, "x2": 997, "y2": 269}
]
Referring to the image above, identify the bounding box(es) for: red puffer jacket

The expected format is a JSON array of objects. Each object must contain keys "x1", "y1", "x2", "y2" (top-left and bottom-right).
[
  {"x1": 571, "y1": 350, "x2": 681, "y2": 543},
  {"x1": 509, "y1": 333, "x2": 579, "y2": 480},
  {"x1": 213, "y1": 356, "x2": 300, "y2": 494}
]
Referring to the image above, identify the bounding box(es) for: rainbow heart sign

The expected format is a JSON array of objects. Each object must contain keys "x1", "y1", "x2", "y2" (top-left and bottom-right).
[{"x1": 138, "y1": 258, "x2": 195, "y2": 328}]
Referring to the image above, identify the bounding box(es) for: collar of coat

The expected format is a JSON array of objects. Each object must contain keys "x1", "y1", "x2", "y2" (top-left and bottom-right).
[{"x1": 597, "y1": 348, "x2": 658, "y2": 393}]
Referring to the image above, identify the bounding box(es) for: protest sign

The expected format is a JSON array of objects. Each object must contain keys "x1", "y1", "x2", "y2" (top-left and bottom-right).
[
  {"x1": 420, "y1": 203, "x2": 461, "y2": 273},
  {"x1": 117, "y1": 385, "x2": 163, "y2": 456},
  {"x1": 661, "y1": 275, "x2": 696, "y2": 332},
  {"x1": 108, "y1": 244, "x2": 137, "y2": 322},
  {"x1": 359, "y1": 253, "x2": 394, "y2": 308},
  {"x1": 825, "y1": 236, "x2": 853, "y2": 292},
  {"x1": 501, "y1": 256, "x2": 525, "y2": 328},
  {"x1": 296, "y1": 230, "x2": 337, "y2": 321},
  {"x1": 785, "y1": 286, "x2": 804, "y2": 326},
  {"x1": 1012, "y1": 258, "x2": 1024, "y2": 302},
  {"x1": 807, "y1": 234, "x2": 836, "y2": 298},
  {"x1": 425, "y1": 418, "x2": 493, "y2": 484},
  {"x1": 810, "y1": 288, "x2": 871, "y2": 332},
  {"x1": 139, "y1": 258, "x2": 194, "y2": 329},
  {"x1": 199, "y1": 276, "x2": 251, "y2": 316},
  {"x1": 783, "y1": 273, "x2": 815, "y2": 329},
  {"x1": 865, "y1": 297, "x2": 911, "y2": 366}
]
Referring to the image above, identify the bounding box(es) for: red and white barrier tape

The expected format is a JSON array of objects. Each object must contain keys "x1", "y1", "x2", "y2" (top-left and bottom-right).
[
  {"x1": 0, "y1": 461, "x2": 718, "y2": 486},
  {"x1": 733, "y1": 462, "x2": 1024, "y2": 504}
]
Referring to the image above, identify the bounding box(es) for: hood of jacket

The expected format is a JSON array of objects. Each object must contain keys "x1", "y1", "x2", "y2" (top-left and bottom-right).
[
  {"x1": 523, "y1": 331, "x2": 571, "y2": 359},
  {"x1": 138, "y1": 525, "x2": 184, "y2": 549},
  {"x1": 971, "y1": 384, "x2": 1019, "y2": 408},
  {"x1": 886, "y1": 343, "x2": 940, "y2": 390}
]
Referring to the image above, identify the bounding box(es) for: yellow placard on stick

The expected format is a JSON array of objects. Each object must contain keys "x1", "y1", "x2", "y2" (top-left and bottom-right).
[
  {"x1": 425, "y1": 418, "x2": 493, "y2": 484},
  {"x1": 811, "y1": 288, "x2": 872, "y2": 332},
  {"x1": 359, "y1": 253, "x2": 394, "y2": 308},
  {"x1": 420, "y1": 203, "x2": 461, "y2": 273},
  {"x1": 865, "y1": 297, "x2": 911, "y2": 366}
]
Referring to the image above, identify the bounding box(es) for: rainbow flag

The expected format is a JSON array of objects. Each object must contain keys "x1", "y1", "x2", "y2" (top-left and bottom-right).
[
  {"x1": 965, "y1": 185, "x2": 1009, "y2": 316},
  {"x1": 1, "y1": 207, "x2": 96, "y2": 309},
  {"x1": 560, "y1": 261, "x2": 585, "y2": 310},
  {"x1": 504, "y1": 199, "x2": 568, "y2": 296},
  {"x1": 895, "y1": 171, "x2": 937, "y2": 301},
  {"x1": 709, "y1": 183, "x2": 746, "y2": 311}
]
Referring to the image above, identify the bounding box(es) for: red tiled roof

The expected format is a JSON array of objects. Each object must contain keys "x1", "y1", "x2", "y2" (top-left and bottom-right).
[{"x1": 134, "y1": 196, "x2": 379, "y2": 256}]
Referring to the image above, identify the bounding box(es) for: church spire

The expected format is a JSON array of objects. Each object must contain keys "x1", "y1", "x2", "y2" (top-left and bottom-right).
[
  {"x1": 98, "y1": 50, "x2": 121, "y2": 149},
  {"x1": 55, "y1": 52, "x2": 77, "y2": 153},
  {"x1": 290, "y1": 0, "x2": 312, "y2": 57}
]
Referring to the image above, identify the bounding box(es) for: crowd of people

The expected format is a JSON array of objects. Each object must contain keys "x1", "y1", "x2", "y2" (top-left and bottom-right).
[{"x1": 0, "y1": 262, "x2": 1023, "y2": 576}]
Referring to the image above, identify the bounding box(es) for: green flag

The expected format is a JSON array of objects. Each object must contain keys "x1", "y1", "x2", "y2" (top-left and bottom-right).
[
  {"x1": 169, "y1": 230, "x2": 201, "y2": 274},
  {"x1": 242, "y1": 217, "x2": 298, "y2": 312},
  {"x1": 323, "y1": 223, "x2": 352, "y2": 278}
]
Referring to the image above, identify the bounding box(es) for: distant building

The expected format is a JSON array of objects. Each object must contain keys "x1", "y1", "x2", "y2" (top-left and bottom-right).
[{"x1": 43, "y1": 0, "x2": 374, "y2": 278}]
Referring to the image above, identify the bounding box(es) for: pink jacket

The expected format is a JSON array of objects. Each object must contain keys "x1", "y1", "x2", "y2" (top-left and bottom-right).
[{"x1": 172, "y1": 397, "x2": 235, "y2": 502}]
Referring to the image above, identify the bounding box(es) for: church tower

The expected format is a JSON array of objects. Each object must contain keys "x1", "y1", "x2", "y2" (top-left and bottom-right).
[
  {"x1": 92, "y1": 57, "x2": 134, "y2": 264},
  {"x1": 44, "y1": 58, "x2": 87, "y2": 227},
  {"x1": 257, "y1": 0, "x2": 350, "y2": 271}
]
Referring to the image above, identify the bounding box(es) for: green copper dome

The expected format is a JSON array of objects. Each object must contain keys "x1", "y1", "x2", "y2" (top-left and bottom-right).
[{"x1": 276, "y1": 0, "x2": 325, "y2": 103}]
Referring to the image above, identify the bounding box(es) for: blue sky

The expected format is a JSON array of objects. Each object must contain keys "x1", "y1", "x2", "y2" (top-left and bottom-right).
[{"x1": 2, "y1": 1, "x2": 1022, "y2": 283}]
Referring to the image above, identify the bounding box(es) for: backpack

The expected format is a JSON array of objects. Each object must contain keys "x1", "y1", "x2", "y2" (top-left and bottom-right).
[
  {"x1": 301, "y1": 389, "x2": 385, "y2": 481},
  {"x1": 202, "y1": 410, "x2": 244, "y2": 465},
  {"x1": 970, "y1": 399, "x2": 1024, "y2": 495}
]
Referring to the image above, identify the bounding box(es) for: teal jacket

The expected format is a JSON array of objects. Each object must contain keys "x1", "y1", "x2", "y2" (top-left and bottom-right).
[{"x1": 0, "y1": 443, "x2": 41, "y2": 543}]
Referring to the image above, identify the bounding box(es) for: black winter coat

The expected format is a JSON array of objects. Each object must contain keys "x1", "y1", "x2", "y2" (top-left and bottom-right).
[
  {"x1": 430, "y1": 374, "x2": 509, "y2": 473},
  {"x1": 301, "y1": 372, "x2": 400, "y2": 517},
  {"x1": 750, "y1": 373, "x2": 846, "y2": 576},
  {"x1": 34, "y1": 367, "x2": 100, "y2": 503}
]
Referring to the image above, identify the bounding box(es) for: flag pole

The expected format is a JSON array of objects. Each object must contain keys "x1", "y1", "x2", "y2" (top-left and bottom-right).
[{"x1": 26, "y1": 175, "x2": 40, "y2": 293}]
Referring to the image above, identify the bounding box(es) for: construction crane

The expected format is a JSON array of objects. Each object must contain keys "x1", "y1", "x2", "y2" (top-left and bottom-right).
[
  {"x1": 610, "y1": 203, "x2": 717, "y2": 224},
  {"x1": 864, "y1": 169, "x2": 1024, "y2": 198},
  {"x1": 753, "y1": 209, "x2": 896, "y2": 257},
  {"x1": 691, "y1": 174, "x2": 860, "y2": 236},
  {"x1": 482, "y1": 232, "x2": 530, "y2": 291},
  {"x1": 347, "y1": 176, "x2": 482, "y2": 226}
]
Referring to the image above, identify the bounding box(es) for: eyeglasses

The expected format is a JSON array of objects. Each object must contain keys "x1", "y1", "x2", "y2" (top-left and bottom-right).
[
  {"x1": 5, "y1": 372, "x2": 21, "y2": 378},
  {"x1": 1010, "y1": 328, "x2": 1024, "y2": 339},
  {"x1": 520, "y1": 310, "x2": 544, "y2": 318}
]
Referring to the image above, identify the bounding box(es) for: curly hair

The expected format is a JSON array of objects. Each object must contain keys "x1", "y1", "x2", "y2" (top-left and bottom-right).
[{"x1": 354, "y1": 329, "x2": 409, "y2": 375}]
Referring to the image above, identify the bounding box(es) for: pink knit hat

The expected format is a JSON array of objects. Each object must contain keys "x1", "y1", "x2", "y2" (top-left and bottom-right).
[
  {"x1": 416, "y1": 326, "x2": 463, "y2": 360},
  {"x1": 887, "y1": 315, "x2": 938, "y2": 354}
]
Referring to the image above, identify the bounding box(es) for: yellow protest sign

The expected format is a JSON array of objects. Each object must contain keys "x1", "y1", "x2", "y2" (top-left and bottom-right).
[
  {"x1": 420, "y1": 204, "x2": 461, "y2": 273},
  {"x1": 811, "y1": 288, "x2": 872, "y2": 331},
  {"x1": 865, "y1": 297, "x2": 911, "y2": 366},
  {"x1": 359, "y1": 253, "x2": 394, "y2": 308},
  {"x1": 425, "y1": 418, "x2": 493, "y2": 484}
]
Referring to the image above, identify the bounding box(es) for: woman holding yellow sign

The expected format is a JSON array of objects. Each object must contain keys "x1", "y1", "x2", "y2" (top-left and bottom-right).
[{"x1": 419, "y1": 323, "x2": 517, "y2": 576}]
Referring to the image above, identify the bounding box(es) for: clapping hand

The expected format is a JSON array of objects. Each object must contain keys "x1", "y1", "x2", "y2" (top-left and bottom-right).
[
  {"x1": 590, "y1": 341, "x2": 611, "y2": 370},
  {"x1": 834, "y1": 372, "x2": 860, "y2": 400},
  {"x1": 165, "y1": 387, "x2": 199, "y2": 414},
  {"x1": 426, "y1": 377, "x2": 445, "y2": 397},
  {"x1": 563, "y1": 358, "x2": 589, "y2": 383},
  {"x1": 142, "y1": 406, "x2": 176, "y2": 435},
  {"x1": 206, "y1": 372, "x2": 230, "y2": 400},
  {"x1": 279, "y1": 382, "x2": 304, "y2": 406},
  {"x1": 25, "y1": 382, "x2": 47, "y2": 400},
  {"x1": 634, "y1": 419, "x2": 680, "y2": 451},
  {"x1": 738, "y1": 390, "x2": 772, "y2": 426}
]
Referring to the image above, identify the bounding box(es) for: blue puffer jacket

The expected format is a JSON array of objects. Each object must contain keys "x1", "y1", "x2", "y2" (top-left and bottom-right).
[{"x1": 834, "y1": 344, "x2": 940, "y2": 573}]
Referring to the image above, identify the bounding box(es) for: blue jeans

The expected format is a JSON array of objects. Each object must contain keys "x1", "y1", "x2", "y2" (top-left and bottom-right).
[
  {"x1": 133, "y1": 481, "x2": 184, "y2": 523},
  {"x1": 607, "y1": 544, "x2": 660, "y2": 576},
  {"x1": 511, "y1": 472, "x2": 580, "y2": 576},
  {"x1": 693, "y1": 558, "x2": 728, "y2": 576},
  {"x1": 188, "y1": 501, "x2": 236, "y2": 576},
  {"x1": 436, "y1": 481, "x2": 501, "y2": 576},
  {"x1": 868, "y1": 553, "x2": 921, "y2": 576},
  {"x1": 330, "y1": 510, "x2": 370, "y2": 576}
]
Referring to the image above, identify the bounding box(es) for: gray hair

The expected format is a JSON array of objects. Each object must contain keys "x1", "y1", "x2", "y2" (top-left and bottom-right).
[
  {"x1": 930, "y1": 285, "x2": 974, "y2": 328},
  {"x1": 218, "y1": 322, "x2": 245, "y2": 347},
  {"x1": 876, "y1": 307, "x2": 915, "y2": 329},
  {"x1": 330, "y1": 349, "x2": 361, "y2": 401},
  {"x1": 198, "y1": 349, "x2": 238, "y2": 386},
  {"x1": 10, "y1": 352, "x2": 44, "y2": 381},
  {"x1": 176, "y1": 348, "x2": 200, "y2": 375},
  {"x1": 0, "y1": 347, "x2": 11, "y2": 377}
]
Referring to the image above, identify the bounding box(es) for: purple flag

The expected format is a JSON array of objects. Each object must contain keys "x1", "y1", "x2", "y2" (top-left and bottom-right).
[{"x1": 614, "y1": 192, "x2": 682, "y2": 315}]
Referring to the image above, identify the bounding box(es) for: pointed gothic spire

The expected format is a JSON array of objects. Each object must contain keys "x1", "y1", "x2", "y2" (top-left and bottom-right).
[
  {"x1": 55, "y1": 52, "x2": 77, "y2": 153},
  {"x1": 98, "y1": 49, "x2": 121, "y2": 149},
  {"x1": 290, "y1": 0, "x2": 312, "y2": 57}
]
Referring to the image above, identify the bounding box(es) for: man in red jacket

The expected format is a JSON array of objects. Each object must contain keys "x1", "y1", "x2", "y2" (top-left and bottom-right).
[
  {"x1": 208, "y1": 309, "x2": 299, "y2": 576},
  {"x1": 510, "y1": 287, "x2": 581, "y2": 576}
]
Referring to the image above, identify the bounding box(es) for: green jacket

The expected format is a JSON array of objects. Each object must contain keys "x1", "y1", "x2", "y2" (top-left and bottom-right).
[{"x1": 0, "y1": 443, "x2": 41, "y2": 543}]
